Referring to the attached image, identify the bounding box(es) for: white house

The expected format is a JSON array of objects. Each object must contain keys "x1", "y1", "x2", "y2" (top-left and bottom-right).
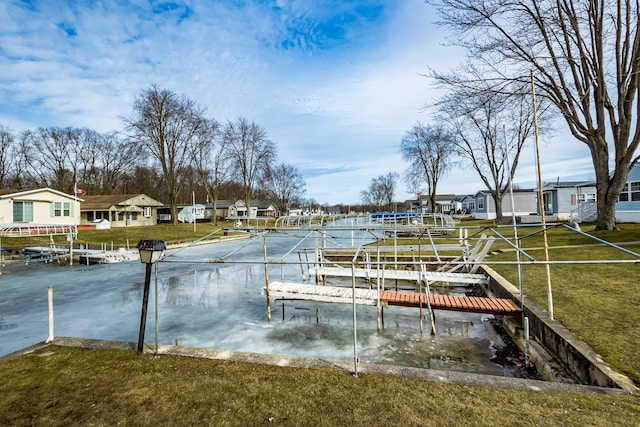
[
  {"x1": 0, "y1": 187, "x2": 81, "y2": 226},
  {"x1": 228, "y1": 200, "x2": 276, "y2": 219}
]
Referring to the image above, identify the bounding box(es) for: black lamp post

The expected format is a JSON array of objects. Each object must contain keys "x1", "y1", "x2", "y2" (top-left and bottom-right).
[{"x1": 136, "y1": 239, "x2": 166, "y2": 354}]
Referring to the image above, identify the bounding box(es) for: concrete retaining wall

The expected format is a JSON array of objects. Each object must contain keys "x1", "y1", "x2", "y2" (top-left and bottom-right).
[{"x1": 481, "y1": 265, "x2": 636, "y2": 392}]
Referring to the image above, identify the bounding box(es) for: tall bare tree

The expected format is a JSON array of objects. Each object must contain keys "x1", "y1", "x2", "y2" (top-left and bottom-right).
[
  {"x1": 191, "y1": 118, "x2": 232, "y2": 224},
  {"x1": 427, "y1": 0, "x2": 640, "y2": 230},
  {"x1": 360, "y1": 172, "x2": 399, "y2": 211},
  {"x1": 265, "y1": 163, "x2": 306, "y2": 216},
  {"x1": 223, "y1": 117, "x2": 277, "y2": 219},
  {"x1": 433, "y1": 73, "x2": 540, "y2": 220},
  {"x1": 124, "y1": 85, "x2": 208, "y2": 224},
  {"x1": 0, "y1": 125, "x2": 14, "y2": 187},
  {"x1": 400, "y1": 123, "x2": 455, "y2": 214}
]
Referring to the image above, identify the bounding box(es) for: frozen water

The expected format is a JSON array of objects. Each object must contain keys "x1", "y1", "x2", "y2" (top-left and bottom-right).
[{"x1": 0, "y1": 227, "x2": 528, "y2": 377}]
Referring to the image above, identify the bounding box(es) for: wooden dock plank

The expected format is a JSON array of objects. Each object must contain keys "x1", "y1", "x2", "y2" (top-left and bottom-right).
[
  {"x1": 316, "y1": 266, "x2": 488, "y2": 285},
  {"x1": 266, "y1": 282, "x2": 522, "y2": 316}
]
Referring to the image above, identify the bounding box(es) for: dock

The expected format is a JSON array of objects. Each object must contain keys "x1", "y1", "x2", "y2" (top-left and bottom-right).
[
  {"x1": 315, "y1": 266, "x2": 488, "y2": 285},
  {"x1": 265, "y1": 281, "x2": 522, "y2": 316}
]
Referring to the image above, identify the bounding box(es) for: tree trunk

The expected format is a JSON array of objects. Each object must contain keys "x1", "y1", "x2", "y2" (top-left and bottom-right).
[
  {"x1": 493, "y1": 193, "x2": 503, "y2": 222},
  {"x1": 595, "y1": 195, "x2": 617, "y2": 230},
  {"x1": 212, "y1": 194, "x2": 218, "y2": 226},
  {"x1": 169, "y1": 185, "x2": 180, "y2": 225},
  {"x1": 591, "y1": 142, "x2": 625, "y2": 231}
]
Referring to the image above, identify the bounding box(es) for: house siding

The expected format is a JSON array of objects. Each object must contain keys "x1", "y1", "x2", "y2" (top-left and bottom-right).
[
  {"x1": 80, "y1": 194, "x2": 162, "y2": 227},
  {"x1": 615, "y1": 165, "x2": 640, "y2": 222},
  {"x1": 0, "y1": 188, "x2": 80, "y2": 225},
  {"x1": 474, "y1": 191, "x2": 537, "y2": 220}
]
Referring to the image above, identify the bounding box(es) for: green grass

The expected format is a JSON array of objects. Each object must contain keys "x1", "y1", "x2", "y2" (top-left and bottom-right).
[
  {"x1": 0, "y1": 345, "x2": 638, "y2": 426},
  {"x1": 0, "y1": 221, "x2": 253, "y2": 250}
]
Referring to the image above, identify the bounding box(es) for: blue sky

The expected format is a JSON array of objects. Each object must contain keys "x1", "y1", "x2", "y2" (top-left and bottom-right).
[{"x1": 0, "y1": 0, "x2": 594, "y2": 205}]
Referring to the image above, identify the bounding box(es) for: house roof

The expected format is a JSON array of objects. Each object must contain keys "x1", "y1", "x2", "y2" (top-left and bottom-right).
[
  {"x1": 0, "y1": 187, "x2": 80, "y2": 201},
  {"x1": 473, "y1": 188, "x2": 535, "y2": 197},
  {"x1": 542, "y1": 180, "x2": 596, "y2": 189},
  {"x1": 233, "y1": 199, "x2": 275, "y2": 209},
  {"x1": 81, "y1": 194, "x2": 163, "y2": 210}
]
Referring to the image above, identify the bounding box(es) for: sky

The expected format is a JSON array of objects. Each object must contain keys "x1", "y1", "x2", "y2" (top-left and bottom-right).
[{"x1": 0, "y1": 0, "x2": 595, "y2": 205}]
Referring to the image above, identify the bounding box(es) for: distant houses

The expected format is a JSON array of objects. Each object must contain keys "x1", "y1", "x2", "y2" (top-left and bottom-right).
[
  {"x1": 403, "y1": 180, "x2": 601, "y2": 223},
  {"x1": 12, "y1": 167, "x2": 640, "y2": 228}
]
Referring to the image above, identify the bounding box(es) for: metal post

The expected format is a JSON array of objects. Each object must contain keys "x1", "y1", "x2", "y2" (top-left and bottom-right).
[
  {"x1": 192, "y1": 191, "x2": 196, "y2": 233},
  {"x1": 264, "y1": 235, "x2": 271, "y2": 322},
  {"x1": 46, "y1": 285, "x2": 54, "y2": 343},
  {"x1": 351, "y1": 263, "x2": 358, "y2": 377},
  {"x1": 531, "y1": 70, "x2": 554, "y2": 319},
  {"x1": 68, "y1": 233, "x2": 73, "y2": 266},
  {"x1": 137, "y1": 262, "x2": 152, "y2": 354},
  {"x1": 154, "y1": 262, "x2": 159, "y2": 356}
]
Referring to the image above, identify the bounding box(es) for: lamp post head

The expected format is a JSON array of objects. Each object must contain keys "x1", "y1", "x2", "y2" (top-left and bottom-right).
[{"x1": 136, "y1": 239, "x2": 166, "y2": 264}]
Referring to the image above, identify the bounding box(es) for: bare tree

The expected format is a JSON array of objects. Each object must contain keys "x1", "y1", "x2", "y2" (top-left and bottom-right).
[
  {"x1": 24, "y1": 127, "x2": 81, "y2": 192},
  {"x1": 400, "y1": 123, "x2": 455, "y2": 214},
  {"x1": 0, "y1": 125, "x2": 14, "y2": 187},
  {"x1": 123, "y1": 85, "x2": 208, "y2": 224},
  {"x1": 191, "y1": 118, "x2": 233, "y2": 224},
  {"x1": 433, "y1": 74, "x2": 539, "y2": 220},
  {"x1": 94, "y1": 133, "x2": 144, "y2": 194},
  {"x1": 427, "y1": 0, "x2": 640, "y2": 230},
  {"x1": 223, "y1": 117, "x2": 277, "y2": 219},
  {"x1": 265, "y1": 163, "x2": 306, "y2": 216},
  {"x1": 361, "y1": 172, "x2": 399, "y2": 211},
  {"x1": 9, "y1": 130, "x2": 37, "y2": 188},
  {"x1": 71, "y1": 128, "x2": 138, "y2": 195}
]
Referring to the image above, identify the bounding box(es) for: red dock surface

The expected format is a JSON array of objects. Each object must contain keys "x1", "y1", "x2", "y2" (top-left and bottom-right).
[{"x1": 379, "y1": 290, "x2": 522, "y2": 316}]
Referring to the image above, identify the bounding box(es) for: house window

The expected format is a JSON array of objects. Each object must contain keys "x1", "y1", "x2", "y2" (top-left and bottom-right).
[
  {"x1": 468, "y1": 201, "x2": 475, "y2": 211},
  {"x1": 13, "y1": 201, "x2": 34, "y2": 222},
  {"x1": 143, "y1": 207, "x2": 152, "y2": 217},
  {"x1": 477, "y1": 198, "x2": 484, "y2": 210},
  {"x1": 619, "y1": 184, "x2": 629, "y2": 202},
  {"x1": 578, "y1": 193, "x2": 596, "y2": 202},
  {"x1": 131, "y1": 212, "x2": 138, "y2": 221},
  {"x1": 631, "y1": 182, "x2": 640, "y2": 201},
  {"x1": 53, "y1": 202, "x2": 72, "y2": 217}
]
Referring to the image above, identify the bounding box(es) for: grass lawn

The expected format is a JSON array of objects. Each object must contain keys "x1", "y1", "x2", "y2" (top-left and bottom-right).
[
  {"x1": 1, "y1": 345, "x2": 638, "y2": 426},
  {"x1": 0, "y1": 221, "x2": 248, "y2": 250}
]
